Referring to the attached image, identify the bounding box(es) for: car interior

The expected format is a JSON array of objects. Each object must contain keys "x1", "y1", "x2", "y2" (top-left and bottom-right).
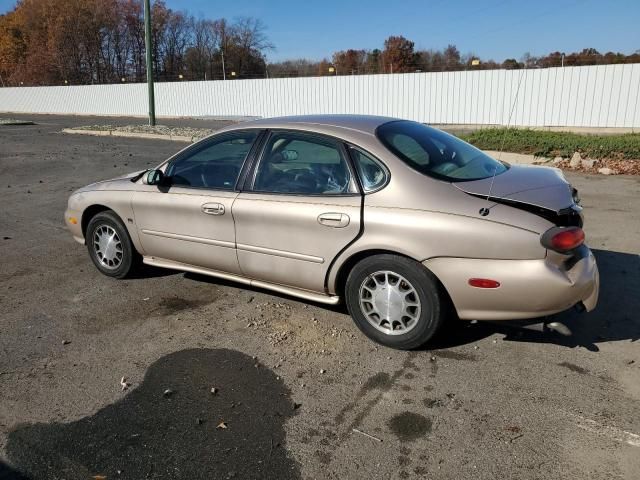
[
  {"x1": 378, "y1": 121, "x2": 507, "y2": 181},
  {"x1": 254, "y1": 136, "x2": 353, "y2": 194},
  {"x1": 167, "y1": 134, "x2": 257, "y2": 189}
]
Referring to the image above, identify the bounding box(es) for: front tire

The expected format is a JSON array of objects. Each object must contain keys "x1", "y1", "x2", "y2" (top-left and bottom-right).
[
  {"x1": 345, "y1": 254, "x2": 447, "y2": 350},
  {"x1": 86, "y1": 211, "x2": 138, "y2": 279}
]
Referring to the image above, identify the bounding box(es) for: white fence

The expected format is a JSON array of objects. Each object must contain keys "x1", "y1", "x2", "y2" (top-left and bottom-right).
[{"x1": 1, "y1": 64, "x2": 639, "y2": 128}]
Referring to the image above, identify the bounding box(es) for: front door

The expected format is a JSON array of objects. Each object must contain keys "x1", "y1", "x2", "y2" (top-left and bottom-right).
[
  {"x1": 233, "y1": 130, "x2": 362, "y2": 293},
  {"x1": 132, "y1": 130, "x2": 260, "y2": 273}
]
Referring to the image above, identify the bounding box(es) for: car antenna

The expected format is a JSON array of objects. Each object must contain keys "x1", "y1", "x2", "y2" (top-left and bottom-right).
[{"x1": 479, "y1": 69, "x2": 526, "y2": 217}]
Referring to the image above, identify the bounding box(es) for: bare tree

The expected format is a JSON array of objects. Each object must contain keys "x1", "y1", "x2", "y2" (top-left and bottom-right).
[
  {"x1": 332, "y1": 49, "x2": 366, "y2": 75},
  {"x1": 232, "y1": 16, "x2": 274, "y2": 77},
  {"x1": 160, "y1": 10, "x2": 191, "y2": 79}
]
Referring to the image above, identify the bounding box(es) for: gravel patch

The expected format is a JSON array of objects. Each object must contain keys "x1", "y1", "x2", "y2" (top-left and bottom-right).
[
  {"x1": 71, "y1": 124, "x2": 218, "y2": 141},
  {"x1": 539, "y1": 157, "x2": 640, "y2": 175}
]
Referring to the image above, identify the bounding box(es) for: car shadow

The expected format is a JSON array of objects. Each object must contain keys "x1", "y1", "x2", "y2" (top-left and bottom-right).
[
  {"x1": 178, "y1": 249, "x2": 636, "y2": 353},
  {"x1": 182, "y1": 272, "x2": 349, "y2": 315},
  {"x1": 4, "y1": 349, "x2": 301, "y2": 480},
  {"x1": 126, "y1": 262, "x2": 179, "y2": 279}
]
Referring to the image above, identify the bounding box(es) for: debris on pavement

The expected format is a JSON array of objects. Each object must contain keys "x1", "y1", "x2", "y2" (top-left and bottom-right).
[
  {"x1": 211, "y1": 387, "x2": 218, "y2": 395},
  {"x1": 120, "y1": 377, "x2": 130, "y2": 391},
  {"x1": 352, "y1": 428, "x2": 383, "y2": 443},
  {"x1": 163, "y1": 388, "x2": 174, "y2": 397},
  {"x1": 217, "y1": 421, "x2": 228, "y2": 429}
]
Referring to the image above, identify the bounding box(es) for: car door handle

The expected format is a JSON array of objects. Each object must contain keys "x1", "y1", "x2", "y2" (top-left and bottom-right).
[
  {"x1": 317, "y1": 213, "x2": 350, "y2": 228},
  {"x1": 201, "y1": 203, "x2": 225, "y2": 215}
]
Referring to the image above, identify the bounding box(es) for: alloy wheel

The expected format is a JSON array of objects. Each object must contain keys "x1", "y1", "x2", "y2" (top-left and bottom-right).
[
  {"x1": 93, "y1": 224, "x2": 123, "y2": 270},
  {"x1": 358, "y1": 270, "x2": 422, "y2": 335}
]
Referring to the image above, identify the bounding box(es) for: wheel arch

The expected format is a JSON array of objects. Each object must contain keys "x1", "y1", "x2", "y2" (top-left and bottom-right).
[
  {"x1": 331, "y1": 249, "x2": 459, "y2": 321},
  {"x1": 331, "y1": 249, "x2": 453, "y2": 304},
  {"x1": 81, "y1": 204, "x2": 113, "y2": 239}
]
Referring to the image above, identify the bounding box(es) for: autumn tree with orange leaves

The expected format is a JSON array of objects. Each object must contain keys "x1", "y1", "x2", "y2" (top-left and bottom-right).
[
  {"x1": 0, "y1": 0, "x2": 273, "y2": 86},
  {"x1": 381, "y1": 36, "x2": 415, "y2": 73}
]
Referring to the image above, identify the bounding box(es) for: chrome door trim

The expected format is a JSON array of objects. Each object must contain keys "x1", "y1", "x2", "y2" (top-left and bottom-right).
[
  {"x1": 236, "y1": 243, "x2": 324, "y2": 264},
  {"x1": 141, "y1": 229, "x2": 235, "y2": 249}
]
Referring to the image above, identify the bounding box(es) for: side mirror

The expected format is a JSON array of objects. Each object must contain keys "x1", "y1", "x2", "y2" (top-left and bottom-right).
[{"x1": 142, "y1": 169, "x2": 165, "y2": 185}]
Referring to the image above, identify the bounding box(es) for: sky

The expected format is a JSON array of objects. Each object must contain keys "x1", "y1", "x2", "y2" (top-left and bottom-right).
[{"x1": 1, "y1": 0, "x2": 638, "y2": 62}]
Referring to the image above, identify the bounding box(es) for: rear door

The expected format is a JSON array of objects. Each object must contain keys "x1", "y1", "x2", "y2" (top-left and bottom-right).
[{"x1": 232, "y1": 130, "x2": 362, "y2": 293}]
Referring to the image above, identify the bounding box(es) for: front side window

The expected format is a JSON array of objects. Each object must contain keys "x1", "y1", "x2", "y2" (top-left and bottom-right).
[
  {"x1": 253, "y1": 132, "x2": 356, "y2": 195},
  {"x1": 376, "y1": 121, "x2": 508, "y2": 182},
  {"x1": 166, "y1": 131, "x2": 258, "y2": 189}
]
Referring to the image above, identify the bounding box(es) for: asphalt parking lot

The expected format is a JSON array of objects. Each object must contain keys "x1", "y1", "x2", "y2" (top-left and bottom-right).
[{"x1": 1, "y1": 115, "x2": 639, "y2": 480}]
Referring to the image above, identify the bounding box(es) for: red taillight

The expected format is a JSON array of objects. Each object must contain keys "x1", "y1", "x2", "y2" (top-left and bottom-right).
[
  {"x1": 541, "y1": 226, "x2": 585, "y2": 253},
  {"x1": 468, "y1": 278, "x2": 501, "y2": 288}
]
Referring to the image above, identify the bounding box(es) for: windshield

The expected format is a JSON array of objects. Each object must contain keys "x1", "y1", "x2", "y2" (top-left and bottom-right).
[{"x1": 376, "y1": 120, "x2": 508, "y2": 182}]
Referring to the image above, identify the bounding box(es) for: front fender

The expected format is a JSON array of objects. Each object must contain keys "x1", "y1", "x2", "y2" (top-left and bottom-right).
[{"x1": 64, "y1": 190, "x2": 143, "y2": 254}]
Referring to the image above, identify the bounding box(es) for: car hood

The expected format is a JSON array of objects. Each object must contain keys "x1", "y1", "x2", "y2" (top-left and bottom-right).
[
  {"x1": 74, "y1": 170, "x2": 144, "y2": 193},
  {"x1": 453, "y1": 164, "x2": 575, "y2": 213}
]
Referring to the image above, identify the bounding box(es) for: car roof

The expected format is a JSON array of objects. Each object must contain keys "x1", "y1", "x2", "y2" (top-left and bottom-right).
[{"x1": 219, "y1": 114, "x2": 402, "y2": 137}]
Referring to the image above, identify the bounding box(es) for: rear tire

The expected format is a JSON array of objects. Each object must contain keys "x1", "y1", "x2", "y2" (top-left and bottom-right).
[
  {"x1": 345, "y1": 254, "x2": 447, "y2": 350},
  {"x1": 86, "y1": 211, "x2": 139, "y2": 279}
]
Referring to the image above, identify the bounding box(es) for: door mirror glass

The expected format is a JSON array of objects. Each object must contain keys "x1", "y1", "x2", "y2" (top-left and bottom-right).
[{"x1": 142, "y1": 169, "x2": 165, "y2": 185}]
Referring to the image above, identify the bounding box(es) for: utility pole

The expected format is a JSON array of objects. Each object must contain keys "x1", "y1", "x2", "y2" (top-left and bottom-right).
[
  {"x1": 221, "y1": 50, "x2": 226, "y2": 80},
  {"x1": 144, "y1": 0, "x2": 156, "y2": 126}
]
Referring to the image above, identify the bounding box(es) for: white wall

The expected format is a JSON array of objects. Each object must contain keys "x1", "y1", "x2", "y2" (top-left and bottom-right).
[{"x1": 1, "y1": 64, "x2": 639, "y2": 127}]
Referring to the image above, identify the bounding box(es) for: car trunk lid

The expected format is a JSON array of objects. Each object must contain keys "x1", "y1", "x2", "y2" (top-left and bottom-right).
[
  {"x1": 454, "y1": 164, "x2": 575, "y2": 212},
  {"x1": 453, "y1": 164, "x2": 582, "y2": 227}
]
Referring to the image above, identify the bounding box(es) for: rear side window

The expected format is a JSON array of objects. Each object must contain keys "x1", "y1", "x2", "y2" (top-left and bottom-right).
[
  {"x1": 350, "y1": 148, "x2": 388, "y2": 192},
  {"x1": 376, "y1": 120, "x2": 508, "y2": 182},
  {"x1": 253, "y1": 132, "x2": 356, "y2": 195}
]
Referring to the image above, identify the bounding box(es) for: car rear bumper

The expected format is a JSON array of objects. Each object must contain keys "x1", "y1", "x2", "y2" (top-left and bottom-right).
[{"x1": 423, "y1": 246, "x2": 599, "y2": 320}]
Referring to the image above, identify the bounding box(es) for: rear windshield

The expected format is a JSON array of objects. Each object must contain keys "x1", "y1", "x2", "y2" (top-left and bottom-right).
[{"x1": 376, "y1": 120, "x2": 508, "y2": 182}]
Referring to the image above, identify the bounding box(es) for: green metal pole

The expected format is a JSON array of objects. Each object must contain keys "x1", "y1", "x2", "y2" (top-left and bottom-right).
[{"x1": 144, "y1": 0, "x2": 156, "y2": 126}]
